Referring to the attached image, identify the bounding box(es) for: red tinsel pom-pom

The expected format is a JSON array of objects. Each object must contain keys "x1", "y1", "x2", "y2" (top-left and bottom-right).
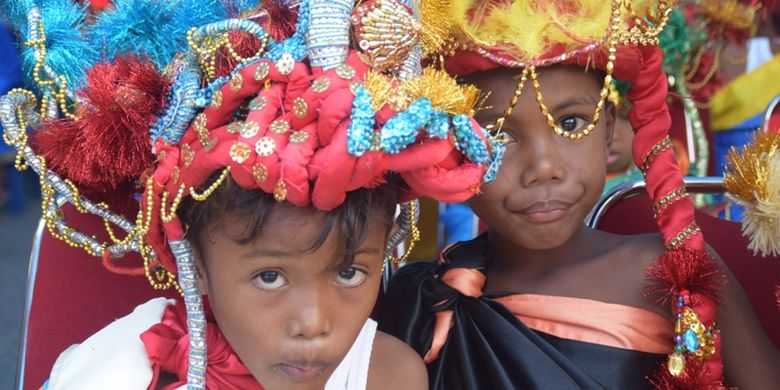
[
  {"x1": 32, "y1": 55, "x2": 169, "y2": 199},
  {"x1": 259, "y1": 0, "x2": 298, "y2": 42},
  {"x1": 649, "y1": 357, "x2": 731, "y2": 390},
  {"x1": 645, "y1": 248, "x2": 726, "y2": 305},
  {"x1": 213, "y1": 31, "x2": 263, "y2": 79}
]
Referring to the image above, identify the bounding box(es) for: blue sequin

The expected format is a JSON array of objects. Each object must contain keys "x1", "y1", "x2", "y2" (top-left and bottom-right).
[
  {"x1": 150, "y1": 65, "x2": 203, "y2": 145},
  {"x1": 453, "y1": 115, "x2": 489, "y2": 164},
  {"x1": 426, "y1": 109, "x2": 449, "y2": 139},
  {"x1": 347, "y1": 86, "x2": 376, "y2": 157},
  {"x1": 381, "y1": 98, "x2": 433, "y2": 154},
  {"x1": 483, "y1": 137, "x2": 505, "y2": 183}
]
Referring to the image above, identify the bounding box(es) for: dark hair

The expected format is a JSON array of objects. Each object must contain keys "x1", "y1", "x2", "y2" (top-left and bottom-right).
[{"x1": 179, "y1": 173, "x2": 400, "y2": 268}]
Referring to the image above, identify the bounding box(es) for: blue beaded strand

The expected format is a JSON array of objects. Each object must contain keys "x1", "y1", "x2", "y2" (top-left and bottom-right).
[
  {"x1": 346, "y1": 86, "x2": 376, "y2": 157},
  {"x1": 381, "y1": 98, "x2": 433, "y2": 154},
  {"x1": 483, "y1": 137, "x2": 505, "y2": 183},
  {"x1": 452, "y1": 115, "x2": 489, "y2": 164}
]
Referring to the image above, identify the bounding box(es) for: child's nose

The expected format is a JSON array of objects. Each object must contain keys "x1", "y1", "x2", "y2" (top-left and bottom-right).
[
  {"x1": 287, "y1": 291, "x2": 332, "y2": 339},
  {"x1": 521, "y1": 136, "x2": 565, "y2": 186}
]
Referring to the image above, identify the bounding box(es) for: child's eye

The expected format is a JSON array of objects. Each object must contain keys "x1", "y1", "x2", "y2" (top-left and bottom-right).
[
  {"x1": 335, "y1": 267, "x2": 367, "y2": 287},
  {"x1": 557, "y1": 116, "x2": 588, "y2": 133},
  {"x1": 253, "y1": 270, "x2": 288, "y2": 291}
]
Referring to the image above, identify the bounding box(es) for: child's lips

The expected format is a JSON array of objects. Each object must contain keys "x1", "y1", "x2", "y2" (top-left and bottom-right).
[
  {"x1": 517, "y1": 200, "x2": 572, "y2": 223},
  {"x1": 606, "y1": 151, "x2": 621, "y2": 166},
  {"x1": 276, "y1": 361, "x2": 326, "y2": 381}
]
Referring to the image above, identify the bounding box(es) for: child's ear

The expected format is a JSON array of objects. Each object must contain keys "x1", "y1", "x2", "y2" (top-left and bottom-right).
[
  {"x1": 605, "y1": 102, "x2": 617, "y2": 147},
  {"x1": 192, "y1": 247, "x2": 210, "y2": 296}
]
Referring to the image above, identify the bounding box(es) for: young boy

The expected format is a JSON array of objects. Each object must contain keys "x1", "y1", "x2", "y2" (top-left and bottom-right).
[
  {"x1": 1, "y1": 1, "x2": 499, "y2": 388},
  {"x1": 380, "y1": 1, "x2": 780, "y2": 388}
]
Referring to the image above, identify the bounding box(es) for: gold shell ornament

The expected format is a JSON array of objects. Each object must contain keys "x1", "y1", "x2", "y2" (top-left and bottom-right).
[{"x1": 352, "y1": 0, "x2": 421, "y2": 73}]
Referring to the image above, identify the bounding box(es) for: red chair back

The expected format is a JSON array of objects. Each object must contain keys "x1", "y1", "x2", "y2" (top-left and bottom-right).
[
  {"x1": 596, "y1": 191, "x2": 780, "y2": 349},
  {"x1": 19, "y1": 204, "x2": 178, "y2": 390}
]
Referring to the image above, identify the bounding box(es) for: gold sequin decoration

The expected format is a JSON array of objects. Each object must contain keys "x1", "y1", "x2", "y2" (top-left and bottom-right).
[
  {"x1": 312, "y1": 77, "x2": 331, "y2": 93},
  {"x1": 292, "y1": 97, "x2": 308, "y2": 118},
  {"x1": 276, "y1": 53, "x2": 295, "y2": 75},
  {"x1": 667, "y1": 222, "x2": 702, "y2": 249},
  {"x1": 252, "y1": 162, "x2": 268, "y2": 183},
  {"x1": 170, "y1": 166, "x2": 180, "y2": 185},
  {"x1": 640, "y1": 136, "x2": 672, "y2": 173},
  {"x1": 289, "y1": 130, "x2": 309, "y2": 144},
  {"x1": 349, "y1": 81, "x2": 363, "y2": 95},
  {"x1": 211, "y1": 90, "x2": 223, "y2": 109},
  {"x1": 227, "y1": 121, "x2": 242, "y2": 134},
  {"x1": 194, "y1": 113, "x2": 217, "y2": 151},
  {"x1": 353, "y1": 0, "x2": 421, "y2": 72},
  {"x1": 274, "y1": 181, "x2": 288, "y2": 202},
  {"x1": 230, "y1": 142, "x2": 251, "y2": 164},
  {"x1": 653, "y1": 187, "x2": 690, "y2": 218},
  {"x1": 240, "y1": 120, "x2": 260, "y2": 138},
  {"x1": 181, "y1": 143, "x2": 195, "y2": 167},
  {"x1": 255, "y1": 136, "x2": 277, "y2": 157},
  {"x1": 248, "y1": 95, "x2": 267, "y2": 111},
  {"x1": 230, "y1": 73, "x2": 243, "y2": 91},
  {"x1": 336, "y1": 63, "x2": 356, "y2": 80},
  {"x1": 254, "y1": 62, "x2": 270, "y2": 80},
  {"x1": 269, "y1": 119, "x2": 290, "y2": 134}
]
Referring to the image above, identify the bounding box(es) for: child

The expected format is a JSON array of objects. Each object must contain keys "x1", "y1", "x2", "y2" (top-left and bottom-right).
[
  {"x1": 380, "y1": 1, "x2": 780, "y2": 389},
  {"x1": 604, "y1": 98, "x2": 643, "y2": 194},
  {"x1": 1, "y1": 1, "x2": 500, "y2": 388}
]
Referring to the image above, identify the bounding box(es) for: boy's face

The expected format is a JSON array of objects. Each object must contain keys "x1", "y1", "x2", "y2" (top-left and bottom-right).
[
  {"x1": 196, "y1": 206, "x2": 387, "y2": 389},
  {"x1": 466, "y1": 65, "x2": 615, "y2": 250}
]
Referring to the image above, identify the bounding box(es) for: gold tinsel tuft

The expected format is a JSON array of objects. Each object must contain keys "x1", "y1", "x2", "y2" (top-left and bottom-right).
[
  {"x1": 416, "y1": 0, "x2": 454, "y2": 57},
  {"x1": 401, "y1": 67, "x2": 482, "y2": 115},
  {"x1": 723, "y1": 132, "x2": 780, "y2": 256},
  {"x1": 363, "y1": 71, "x2": 395, "y2": 111}
]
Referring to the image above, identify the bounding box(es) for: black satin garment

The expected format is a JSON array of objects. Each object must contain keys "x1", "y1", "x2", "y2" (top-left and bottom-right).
[{"x1": 378, "y1": 236, "x2": 665, "y2": 390}]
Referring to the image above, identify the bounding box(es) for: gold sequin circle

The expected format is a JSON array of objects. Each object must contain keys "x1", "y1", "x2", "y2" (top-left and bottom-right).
[
  {"x1": 229, "y1": 142, "x2": 251, "y2": 164},
  {"x1": 254, "y1": 62, "x2": 270, "y2": 80},
  {"x1": 336, "y1": 64, "x2": 356, "y2": 80},
  {"x1": 230, "y1": 73, "x2": 243, "y2": 91},
  {"x1": 181, "y1": 143, "x2": 195, "y2": 167},
  {"x1": 312, "y1": 77, "x2": 331, "y2": 93},
  {"x1": 248, "y1": 95, "x2": 267, "y2": 111},
  {"x1": 276, "y1": 53, "x2": 295, "y2": 75},
  {"x1": 255, "y1": 137, "x2": 276, "y2": 157},
  {"x1": 211, "y1": 90, "x2": 223, "y2": 109},
  {"x1": 240, "y1": 120, "x2": 260, "y2": 138},
  {"x1": 269, "y1": 119, "x2": 290, "y2": 134},
  {"x1": 292, "y1": 97, "x2": 308, "y2": 118},
  {"x1": 289, "y1": 130, "x2": 309, "y2": 144},
  {"x1": 252, "y1": 162, "x2": 268, "y2": 183},
  {"x1": 274, "y1": 181, "x2": 288, "y2": 202}
]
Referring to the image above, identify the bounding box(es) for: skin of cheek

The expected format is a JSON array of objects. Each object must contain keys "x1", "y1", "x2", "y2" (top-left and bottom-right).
[{"x1": 193, "y1": 216, "x2": 388, "y2": 390}]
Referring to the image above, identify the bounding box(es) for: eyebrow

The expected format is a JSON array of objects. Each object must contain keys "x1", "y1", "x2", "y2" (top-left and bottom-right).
[
  {"x1": 241, "y1": 246, "x2": 382, "y2": 260},
  {"x1": 549, "y1": 95, "x2": 599, "y2": 113}
]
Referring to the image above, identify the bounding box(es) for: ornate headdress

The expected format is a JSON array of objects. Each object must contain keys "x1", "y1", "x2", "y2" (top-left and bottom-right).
[
  {"x1": 414, "y1": 0, "x2": 728, "y2": 387},
  {"x1": 1, "y1": 0, "x2": 503, "y2": 387}
]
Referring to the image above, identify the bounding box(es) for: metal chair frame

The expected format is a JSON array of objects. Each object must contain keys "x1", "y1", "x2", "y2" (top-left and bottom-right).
[
  {"x1": 15, "y1": 218, "x2": 45, "y2": 390},
  {"x1": 586, "y1": 176, "x2": 726, "y2": 229},
  {"x1": 762, "y1": 93, "x2": 780, "y2": 132}
]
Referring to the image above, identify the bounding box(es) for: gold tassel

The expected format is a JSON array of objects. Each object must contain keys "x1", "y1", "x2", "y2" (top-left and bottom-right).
[
  {"x1": 401, "y1": 67, "x2": 482, "y2": 116},
  {"x1": 416, "y1": 0, "x2": 454, "y2": 57},
  {"x1": 723, "y1": 133, "x2": 780, "y2": 256}
]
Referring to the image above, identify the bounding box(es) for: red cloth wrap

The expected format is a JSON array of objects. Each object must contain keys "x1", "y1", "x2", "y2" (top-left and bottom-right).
[
  {"x1": 144, "y1": 50, "x2": 488, "y2": 272},
  {"x1": 141, "y1": 302, "x2": 264, "y2": 390}
]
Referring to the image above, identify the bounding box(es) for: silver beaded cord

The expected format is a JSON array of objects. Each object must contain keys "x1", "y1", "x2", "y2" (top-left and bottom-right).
[
  {"x1": 0, "y1": 93, "x2": 145, "y2": 260},
  {"x1": 307, "y1": 0, "x2": 352, "y2": 69},
  {"x1": 169, "y1": 239, "x2": 207, "y2": 389},
  {"x1": 386, "y1": 200, "x2": 419, "y2": 256}
]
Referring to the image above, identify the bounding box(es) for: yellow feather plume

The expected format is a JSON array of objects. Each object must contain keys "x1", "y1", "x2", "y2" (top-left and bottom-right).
[
  {"x1": 723, "y1": 132, "x2": 780, "y2": 257},
  {"x1": 438, "y1": 0, "x2": 653, "y2": 61}
]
